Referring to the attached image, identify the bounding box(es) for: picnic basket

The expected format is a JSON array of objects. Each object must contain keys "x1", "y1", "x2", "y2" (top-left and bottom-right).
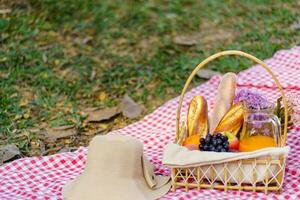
[{"x1": 171, "y1": 50, "x2": 288, "y2": 194}]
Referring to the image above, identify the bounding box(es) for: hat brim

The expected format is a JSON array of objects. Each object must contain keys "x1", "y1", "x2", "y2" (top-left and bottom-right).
[{"x1": 62, "y1": 156, "x2": 170, "y2": 200}]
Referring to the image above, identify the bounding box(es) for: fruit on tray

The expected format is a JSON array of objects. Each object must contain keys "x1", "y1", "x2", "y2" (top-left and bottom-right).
[
  {"x1": 187, "y1": 96, "x2": 208, "y2": 138},
  {"x1": 209, "y1": 73, "x2": 237, "y2": 133},
  {"x1": 183, "y1": 134, "x2": 201, "y2": 147},
  {"x1": 199, "y1": 133, "x2": 229, "y2": 152},
  {"x1": 184, "y1": 144, "x2": 200, "y2": 151},
  {"x1": 239, "y1": 135, "x2": 276, "y2": 152},
  {"x1": 223, "y1": 132, "x2": 239, "y2": 151},
  {"x1": 213, "y1": 103, "x2": 244, "y2": 135}
]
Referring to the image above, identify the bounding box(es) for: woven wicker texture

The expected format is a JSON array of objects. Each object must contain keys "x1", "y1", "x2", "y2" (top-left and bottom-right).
[{"x1": 172, "y1": 51, "x2": 288, "y2": 193}]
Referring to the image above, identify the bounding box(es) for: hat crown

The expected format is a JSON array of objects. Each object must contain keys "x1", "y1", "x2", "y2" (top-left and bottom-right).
[{"x1": 85, "y1": 135, "x2": 144, "y2": 178}]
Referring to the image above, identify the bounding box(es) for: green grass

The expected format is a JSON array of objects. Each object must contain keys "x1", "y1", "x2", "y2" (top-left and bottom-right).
[{"x1": 0, "y1": 0, "x2": 299, "y2": 155}]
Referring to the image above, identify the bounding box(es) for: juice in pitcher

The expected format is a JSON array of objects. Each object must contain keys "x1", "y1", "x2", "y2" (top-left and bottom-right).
[{"x1": 239, "y1": 104, "x2": 280, "y2": 152}]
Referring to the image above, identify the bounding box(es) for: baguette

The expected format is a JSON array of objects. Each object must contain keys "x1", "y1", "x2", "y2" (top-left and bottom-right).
[
  {"x1": 209, "y1": 72, "x2": 237, "y2": 133},
  {"x1": 187, "y1": 96, "x2": 208, "y2": 138},
  {"x1": 213, "y1": 103, "x2": 244, "y2": 135}
]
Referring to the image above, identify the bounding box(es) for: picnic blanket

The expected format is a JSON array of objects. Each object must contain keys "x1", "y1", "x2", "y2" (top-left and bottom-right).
[{"x1": 1, "y1": 47, "x2": 300, "y2": 200}]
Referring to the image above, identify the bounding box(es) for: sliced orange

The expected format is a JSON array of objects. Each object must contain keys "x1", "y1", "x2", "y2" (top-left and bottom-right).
[{"x1": 183, "y1": 134, "x2": 201, "y2": 147}]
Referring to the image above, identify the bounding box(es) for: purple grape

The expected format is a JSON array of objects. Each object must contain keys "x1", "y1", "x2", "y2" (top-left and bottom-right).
[
  {"x1": 216, "y1": 138, "x2": 222, "y2": 145},
  {"x1": 200, "y1": 138, "x2": 205, "y2": 144}
]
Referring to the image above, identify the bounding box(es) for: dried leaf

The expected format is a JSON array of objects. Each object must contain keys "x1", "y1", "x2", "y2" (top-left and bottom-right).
[
  {"x1": 19, "y1": 90, "x2": 35, "y2": 107},
  {"x1": 83, "y1": 123, "x2": 109, "y2": 136},
  {"x1": 60, "y1": 68, "x2": 80, "y2": 81},
  {"x1": 54, "y1": 59, "x2": 60, "y2": 66},
  {"x1": 0, "y1": 72, "x2": 9, "y2": 79},
  {"x1": 14, "y1": 114, "x2": 22, "y2": 120},
  {"x1": 29, "y1": 139, "x2": 46, "y2": 156},
  {"x1": 174, "y1": 35, "x2": 197, "y2": 46},
  {"x1": 0, "y1": 144, "x2": 21, "y2": 165},
  {"x1": 23, "y1": 110, "x2": 31, "y2": 119},
  {"x1": 0, "y1": 9, "x2": 11, "y2": 15},
  {"x1": 90, "y1": 70, "x2": 96, "y2": 81},
  {"x1": 74, "y1": 36, "x2": 93, "y2": 45},
  {"x1": 85, "y1": 28, "x2": 97, "y2": 36},
  {"x1": 42, "y1": 53, "x2": 48, "y2": 63},
  {"x1": 10, "y1": 93, "x2": 18, "y2": 98},
  {"x1": 196, "y1": 69, "x2": 221, "y2": 79},
  {"x1": 120, "y1": 94, "x2": 144, "y2": 119},
  {"x1": 98, "y1": 92, "x2": 107, "y2": 102},
  {"x1": 291, "y1": 21, "x2": 300, "y2": 30},
  {"x1": 85, "y1": 107, "x2": 121, "y2": 122},
  {"x1": 58, "y1": 147, "x2": 78, "y2": 153},
  {"x1": 200, "y1": 30, "x2": 233, "y2": 45},
  {"x1": 46, "y1": 125, "x2": 77, "y2": 140},
  {"x1": 83, "y1": 127, "x2": 107, "y2": 136},
  {"x1": 174, "y1": 26, "x2": 234, "y2": 47},
  {"x1": 82, "y1": 37, "x2": 93, "y2": 45},
  {"x1": 19, "y1": 99, "x2": 29, "y2": 107}
]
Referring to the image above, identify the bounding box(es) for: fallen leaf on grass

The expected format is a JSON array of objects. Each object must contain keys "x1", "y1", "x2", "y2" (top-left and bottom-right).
[
  {"x1": 0, "y1": 72, "x2": 9, "y2": 79},
  {"x1": 0, "y1": 9, "x2": 11, "y2": 15},
  {"x1": 85, "y1": 107, "x2": 121, "y2": 122},
  {"x1": 174, "y1": 26, "x2": 234, "y2": 47},
  {"x1": 120, "y1": 94, "x2": 144, "y2": 119},
  {"x1": 45, "y1": 125, "x2": 77, "y2": 140},
  {"x1": 174, "y1": 30, "x2": 233, "y2": 46},
  {"x1": 90, "y1": 70, "x2": 96, "y2": 81},
  {"x1": 98, "y1": 92, "x2": 107, "y2": 102},
  {"x1": 60, "y1": 68, "x2": 81, "y2": 82},
  {"x1": 19, "y1": 99, "x2": 29, "y2": 107},
  {"x1": 19, "y1": 90, "x2": 35, "y2": 107},
  {"x1": 85, "y1": 28, "x2": 97, "y2": 36},
  {"x1": 74, "y1": 36, "x2": 93, "y2": 46},
  {"x1": 58, "y1": 147, "x2": 78, "y2": 153},
  {"x1": 0, "y1": 144, "x2": 21, "y2": 165},
  {"x1": 291, "y1": 20, "x2": 300, "y2": 30},
  {"x1": 83, "y1": 127, "x2": 108, "y2": 136},
  {"x1": 196, "y1": 69, "x2": 221, "y2": 79},
  {"x1": 200, "y1": 30, "x2": 233, "y2": 45},
  {"x1": 174, "y1": 35, "x2": 198, "y2": 46},
  {"x1": 29, "y1": 139, "x2": 46, "y2": 156}
]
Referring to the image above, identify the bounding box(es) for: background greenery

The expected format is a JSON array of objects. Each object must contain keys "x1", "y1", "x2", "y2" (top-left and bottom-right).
[{"x1": 0, "y1": 0, "x2": 299, "y2": 156}]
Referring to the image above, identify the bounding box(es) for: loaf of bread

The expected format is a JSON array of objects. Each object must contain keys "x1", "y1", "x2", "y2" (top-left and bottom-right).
[
  {"x1": 187, "y1": 96, "x2": 208, "y2": 138},
  {"x1": 209, "y1": 72, "x2": 237, "y2": 133}
]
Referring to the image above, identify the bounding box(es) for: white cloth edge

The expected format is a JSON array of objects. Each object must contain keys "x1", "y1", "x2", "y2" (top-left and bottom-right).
[{"x1": 162, "y1": 143, "x2": 290, "y2": 168}]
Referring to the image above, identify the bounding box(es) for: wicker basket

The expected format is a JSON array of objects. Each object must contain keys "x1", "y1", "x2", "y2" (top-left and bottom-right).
[{"x1": 171, "y1": 50, "x2": 289, "y2": 194}]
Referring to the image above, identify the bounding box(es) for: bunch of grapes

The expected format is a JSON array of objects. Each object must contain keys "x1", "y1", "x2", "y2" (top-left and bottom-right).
[{"x1": 199, "y1": 133, "x2": 229, "y2": 152}]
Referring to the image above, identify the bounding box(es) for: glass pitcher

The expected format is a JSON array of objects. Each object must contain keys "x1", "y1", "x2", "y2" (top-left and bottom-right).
[{"x1": 239, "y1": 104, "x2": 281, "y2": 152}]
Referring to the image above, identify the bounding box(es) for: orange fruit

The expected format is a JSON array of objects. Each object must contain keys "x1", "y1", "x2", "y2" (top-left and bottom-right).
[
  {"x1": 184, "y1": 144, "x2": 199, "y2": 151},
  {"x1": 239, "y1": 135, "x2": 276, "y2": 152},
  {"x1": 183, "y1": 134, "x2": 201, "y2": 147}
]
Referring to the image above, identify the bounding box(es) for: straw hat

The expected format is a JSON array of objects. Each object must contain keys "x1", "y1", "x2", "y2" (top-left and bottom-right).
[{"x1": 63, "y1": 135, "x2": 170, "y2": 200}]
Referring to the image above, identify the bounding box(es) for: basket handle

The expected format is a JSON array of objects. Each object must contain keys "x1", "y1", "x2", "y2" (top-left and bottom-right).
[{"x1": 175, "y1": 50, "x2": 288, "y2": 147}]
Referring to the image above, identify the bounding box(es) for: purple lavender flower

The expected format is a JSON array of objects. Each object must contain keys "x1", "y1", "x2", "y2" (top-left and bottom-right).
[
  {"x1": 262, "y1": 128, "x2": 271, "y2": 136},
  {"x1": 234, "y1": 89, "x2": 270, "y2": 109},
  {"x1": 252, "y1": 121, "x2": 263, "y2": 129}
]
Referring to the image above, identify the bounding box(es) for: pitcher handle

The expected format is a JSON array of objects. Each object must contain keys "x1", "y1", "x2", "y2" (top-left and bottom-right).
[{"x1": 270, "y1": 115, "x2": 281, "y2": 146}]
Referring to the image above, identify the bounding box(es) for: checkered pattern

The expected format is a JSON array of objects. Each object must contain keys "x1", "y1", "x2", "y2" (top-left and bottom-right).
[{"x1": 1, "y1": 47, "x2": 300, "y2": 200}]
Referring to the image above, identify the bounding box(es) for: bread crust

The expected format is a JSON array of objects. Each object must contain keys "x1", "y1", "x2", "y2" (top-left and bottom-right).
[
  {"x1": 187, "y1": 96, "x2": 208, "y2": 137},
  {"x1": 210, "y1": 73, "x2": 237, "y2": 133}
]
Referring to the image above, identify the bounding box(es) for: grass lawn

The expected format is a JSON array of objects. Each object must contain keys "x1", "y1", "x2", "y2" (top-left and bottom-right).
[{"x1": 0, "y1": 0, "x2": 299, "y2": 157}]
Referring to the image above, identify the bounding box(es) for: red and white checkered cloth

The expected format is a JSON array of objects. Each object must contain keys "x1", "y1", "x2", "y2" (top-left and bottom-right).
[{"x1": 1, "y1": 47, "x2": 300, "y2": 200}]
